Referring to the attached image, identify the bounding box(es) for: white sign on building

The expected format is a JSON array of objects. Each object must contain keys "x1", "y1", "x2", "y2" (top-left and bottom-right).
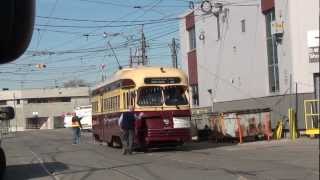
[{"x1": 307, "y1": 30, "x2": 319, "y2": 63}]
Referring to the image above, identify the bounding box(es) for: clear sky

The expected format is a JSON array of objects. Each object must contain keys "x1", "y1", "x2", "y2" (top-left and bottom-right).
[{"x1": 0, "y1": 0, "x2": 192, "y2": 90}]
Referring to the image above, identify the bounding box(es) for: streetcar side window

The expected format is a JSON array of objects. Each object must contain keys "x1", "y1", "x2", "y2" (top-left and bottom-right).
[
  {"x1": 103, "y1": 98, "x2": 107, "y2": 112},
  {"x1": 117, "y1": 95, "x2": 120, "y2": 111},
  {"x1": 123, "y1": 92, "x2": 126, "y2": 110},
  {"x1": 126, "y1": 92, "x2": 129, "y2": 108},
  {"x1": 111, "y1": 97, "x2": 116, "y2": 111},
  {"x1": 130, "y1": 92, "x2": 135, "y2": 106},
  {"x1": 92, "y1": 101, "x2": 98, "y2": 113},
  {"x1": 107, "y1": 98, "x2": 110, "y2": 112}
]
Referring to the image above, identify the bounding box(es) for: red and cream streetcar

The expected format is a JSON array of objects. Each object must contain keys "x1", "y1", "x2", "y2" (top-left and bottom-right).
[{"x1": 91, "y1": 66, "x2": 191, "y2": 149}]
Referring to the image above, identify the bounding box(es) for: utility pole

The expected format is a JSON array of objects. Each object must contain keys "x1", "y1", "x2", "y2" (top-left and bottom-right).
[
  {"x1": 54, "y1": 79, "x2": 58, "y2": 88},
  {"x1": 130, "y1": 26, "x2": 148, "y2": 67},
  {"x1": 141, "y1": 25, "x2": 148, "y2": 65},
  {"x1": 129, "y1": 48, "x2": 133, "y2": 67},
  {"x1": 295, "y1": 82, "x2": 298, "y2": 127},
  {"x1": 13, "y1": 92, "x2": 17, "y2": 133},
  {"x1": 20, "y1": 80, "x2": 24, "y2": 90},
  {"x1": 208, "y1": 89, "x2": 214, "y2": 113},
  {"x1": 170, "y1": 38, "x2": 178, "y2": 68}
]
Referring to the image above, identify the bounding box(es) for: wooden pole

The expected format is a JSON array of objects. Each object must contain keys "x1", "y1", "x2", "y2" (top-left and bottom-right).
[{"x1": 236, "y1": 115, "x2": 243, "y2": 144}]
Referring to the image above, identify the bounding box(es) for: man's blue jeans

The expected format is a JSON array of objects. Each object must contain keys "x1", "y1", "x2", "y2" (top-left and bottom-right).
[
  {"x1": 72, "y1": 127, "x2": 81, "y2": 144},
  {"x1": 121, "y1": 129, "x2": 134, "y2": 154}
]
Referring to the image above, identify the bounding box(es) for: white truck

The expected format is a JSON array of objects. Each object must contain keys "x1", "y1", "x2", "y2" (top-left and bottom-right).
[{"x1": 64, "y1": 105, "x2": 92, "y2": 130}]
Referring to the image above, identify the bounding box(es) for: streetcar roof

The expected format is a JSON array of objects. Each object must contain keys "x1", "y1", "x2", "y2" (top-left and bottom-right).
[{"x1": 92, "y1": 66, "x2": 188, "y2": 93}]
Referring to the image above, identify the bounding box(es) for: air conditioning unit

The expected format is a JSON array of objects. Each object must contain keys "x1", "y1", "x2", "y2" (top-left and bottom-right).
[
  {"x1": 271, "y1": 20, "x2": 284, "y2": 35},
  {"x1": 271, "y1": 20, "x2": 284, "y2": 42}
]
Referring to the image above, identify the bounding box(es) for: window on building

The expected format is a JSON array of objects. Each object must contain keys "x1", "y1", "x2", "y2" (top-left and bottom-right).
[
  {"x1": 0, "y1": 100, "x2": 7, "y2": 105},
  {"x1": 27, "y1": 97, "x2": 71, "y2": 104},
  {"x1": 191, "y1": 85, "x2": 199, "y2": 106},
  {"x1": 16, "y1": 99, "x2": 20, "y2": 104},
  {"x1": 241, "y1": 19, "x2": 246, "y2": 32},
  {"x1": 265, "y1": 9, "x2": 280, "y2": 93},
  {"x1": 188, "y1": 27, "x2": 196, "y2": 50}
]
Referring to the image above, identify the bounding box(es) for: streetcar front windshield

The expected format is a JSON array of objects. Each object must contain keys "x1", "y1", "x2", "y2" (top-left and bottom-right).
[
  {"x1": 137, "y1": 86, "x2": 162, "y2": 106},
  {"x1": 163, "y1": 86, "x2": 188, "y2": 106}
]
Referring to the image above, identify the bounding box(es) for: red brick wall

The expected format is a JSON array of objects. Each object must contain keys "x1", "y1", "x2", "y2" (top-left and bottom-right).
[
  {"x1": 187, "y1": 50, "x2": 198, "y2": 85},
  {"x1": 185, "y1": 12, "x2": 195, "y2": 30},
  {"x1": 261, "y1": 0, "x2": 274, "y2": 13}
]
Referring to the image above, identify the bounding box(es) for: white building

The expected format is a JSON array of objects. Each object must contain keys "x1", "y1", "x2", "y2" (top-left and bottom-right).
[
  {"x1": 0, "y1": 87, "x2": 90, "y2": 131},
  {"x1": 179, "y1": 0, "x2": 319, "y2": 129}
]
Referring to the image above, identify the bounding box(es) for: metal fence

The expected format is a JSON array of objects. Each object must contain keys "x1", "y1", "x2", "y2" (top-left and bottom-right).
[
  {"x1": 0, "y1": 120, "x2": 16, "y2": 139},
  {"x1": 191, "y1": 108, "x2": 272, "y2": 142}
]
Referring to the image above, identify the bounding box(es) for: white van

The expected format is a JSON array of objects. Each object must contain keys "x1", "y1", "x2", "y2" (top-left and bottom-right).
[{"x1": 64, "y1": 105, "x2": 92, "y2": 130}]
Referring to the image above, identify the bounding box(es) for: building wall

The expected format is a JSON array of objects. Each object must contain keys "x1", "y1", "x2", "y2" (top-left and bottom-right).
[
  {"x1": 179, "y1": 0, "x2": 318, "y2": 130},
  {"x1": 0, "y1": 87, "x2": 90, "y2": 131},
  {"x1": 180, "y1": 1, "x2": 271, "y2": 108},
  {"x1": 278, "y1": 0, "x2": 319, "y2": 93},
  {"x1": 180, "y1": 0, "x2": 319, "y2": 108},
  {"x1": 180, "y1": 11, "x2": 191, "y2": 103}
]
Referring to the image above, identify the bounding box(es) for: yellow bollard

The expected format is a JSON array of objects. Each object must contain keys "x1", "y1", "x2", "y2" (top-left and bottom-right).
[{"x1": 288, "y1": 108, "x2": 298, "y2": 140}]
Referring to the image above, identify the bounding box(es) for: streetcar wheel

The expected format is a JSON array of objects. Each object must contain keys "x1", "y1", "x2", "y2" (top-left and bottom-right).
[
  {"x1": 111, "y1": 136, "x2": 122, "y2": 148},
  {"x1": 93, "y1": 134, "x2": 100, "y2": 142},
  {"x1": 107, "y1": 137, "x2": 113, "y2": 147}
]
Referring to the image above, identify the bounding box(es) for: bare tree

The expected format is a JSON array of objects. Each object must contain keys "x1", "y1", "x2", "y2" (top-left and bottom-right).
[{"x1": 63, "y1": 79, "x2": 89, "y2": 88}]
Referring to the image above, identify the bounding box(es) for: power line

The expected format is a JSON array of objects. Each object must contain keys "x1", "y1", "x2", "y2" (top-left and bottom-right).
[
  {"x1": 40, "y1": 6, "x2": 145, "y2": 52},
  {"x1": 36, "y1": 15, "x2": 182, "y2": 23},
  {"x1": 35, "y1": 20, "x2": 175, "y2": 28},
  {"x1": 36, "y1": 0, "x2": 60, "y2": 49},
  {"x1": 79, "y1": 0, "x2": 189, "y2": 8}
]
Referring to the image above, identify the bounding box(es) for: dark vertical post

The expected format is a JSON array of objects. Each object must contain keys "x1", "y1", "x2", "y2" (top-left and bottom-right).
[
  {"x1": 129, "y1": 48, "x2": 132, "y2": 67},
  {"x1": 295, "y1": 82, "x2": 298, "y2": 121},
  {"x1": 236, "y1": 114, "x2": 243, "y2": 144},
  {"x1": 171, "y1": 38, "x2": 178, "y2": 68}
]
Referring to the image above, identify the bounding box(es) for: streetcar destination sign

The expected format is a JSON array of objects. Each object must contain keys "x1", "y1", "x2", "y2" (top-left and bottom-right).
[{"x1": 144, "y1": 77, "x2": 181, "y2": 84}]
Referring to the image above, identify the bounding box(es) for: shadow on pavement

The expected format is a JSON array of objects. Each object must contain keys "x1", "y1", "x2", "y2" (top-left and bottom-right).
[
  {"x1": 140, "y1": 141, "x2": 238, "y2": 153},
  {"x1": 4, "y1": 162, "x2": 68, "y2": 180},
  {"x1": 183, "y1": 141, "x2": 237, "y2": 151}
]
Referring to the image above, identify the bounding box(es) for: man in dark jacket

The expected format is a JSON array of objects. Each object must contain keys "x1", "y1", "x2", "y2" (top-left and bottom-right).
[
  {"x1": 119, "y1": 106, "x2": 135, "y2": 155},
  {"x1": 119, "y1": 106, "x2": 142, "y2": 155}
]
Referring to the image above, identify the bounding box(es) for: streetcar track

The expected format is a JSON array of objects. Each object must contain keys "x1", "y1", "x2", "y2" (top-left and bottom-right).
[{"x1": 30, "y1": 150, "x2": 60, "y2": 180}]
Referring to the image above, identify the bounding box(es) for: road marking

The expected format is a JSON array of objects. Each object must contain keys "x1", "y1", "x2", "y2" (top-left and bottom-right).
[
  {"x1": 111, "y1": 168, "x2": 142, "y2": 180},
  {"x1": 238, "y1": 175, "x2": 248, "y2": 180},
  {"x1": 30, "y1": 150, "x2": 60, "y2": 180}
]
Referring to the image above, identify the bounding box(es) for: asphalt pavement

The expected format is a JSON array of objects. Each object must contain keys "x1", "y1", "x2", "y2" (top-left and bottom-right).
[{"x1": 2, "y1": 129, "x2": 319, "y2": 180}]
